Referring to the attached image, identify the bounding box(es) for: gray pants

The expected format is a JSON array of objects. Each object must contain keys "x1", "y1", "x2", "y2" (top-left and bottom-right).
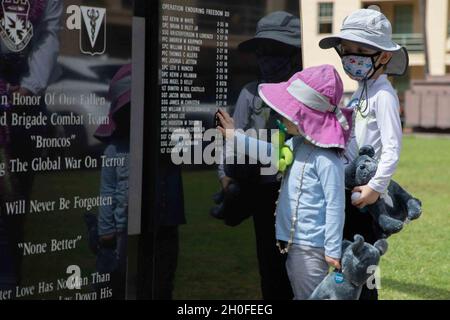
[{"x1": 285, "y1": 244, "x2": 329, "y2": 300}]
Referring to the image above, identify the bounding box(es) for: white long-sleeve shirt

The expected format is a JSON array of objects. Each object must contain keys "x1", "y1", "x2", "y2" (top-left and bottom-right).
[{"x1": 344, "y1": 75, "x2": 403, "y2": 194}]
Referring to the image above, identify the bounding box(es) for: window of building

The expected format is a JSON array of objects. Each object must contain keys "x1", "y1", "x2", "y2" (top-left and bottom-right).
[
  {"x1": 447, "y1": 3, "x2": 450, "y2": 37},
  {"x1": 393, "y1": 4, "x2": 425, "y2": 52},
  {"x1": 394, "y1": 4, "x2": 413, "y2": 34},
  {"x1": 318, "y1": 3, "x2": 333, "y2": 34}
]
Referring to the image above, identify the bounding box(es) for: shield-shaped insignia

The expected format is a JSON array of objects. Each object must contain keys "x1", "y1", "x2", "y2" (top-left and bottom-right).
[
  {"x1": 80, "y1": 6, "x2": 106, "y2": 56},
  {"x1": 0, "y1": 0, "x2": 33, "y2": 52}
]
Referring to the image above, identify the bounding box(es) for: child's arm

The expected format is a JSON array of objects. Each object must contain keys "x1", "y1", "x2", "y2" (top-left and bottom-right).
[
  {"x1": 98, "y1": 145, "x2": 118, "y2": 238},
  {"x1": 217, "y1": 109, "x2": 275, "y2": 159},
  {"x1": 113, "y1": 152, "x2": 129, "y2": 234},
  {"x1": 370, "y1": 92, "x2": 403, "y2": 193},
  {"x1": 234, "y1": 131, "x2": 275, "y2": 163},
  {"x1": 217, "y1": 88, "x2": 252, "y2": 188},
  {"x1": 353, "y1": 92, "x2": 402, "y2": 208},
  {"x1": 317, "y1": 153, "x2": 346, "y2": 263}
]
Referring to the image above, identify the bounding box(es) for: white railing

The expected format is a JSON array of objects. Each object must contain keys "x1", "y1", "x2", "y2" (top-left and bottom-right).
[{"x1": 392, "y1": 33, "x2": 424, "y2": 52}]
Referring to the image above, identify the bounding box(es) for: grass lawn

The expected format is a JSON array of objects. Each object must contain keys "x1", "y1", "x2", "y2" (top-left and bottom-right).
[
  {"x1": 378, "y1": 135, "x2": 450, "y2": 300},
  {"x1": 174, "y1": 135, "x2": 450, "y2": 300},
  {"x1": 174, "y1": 170, "x2": 260, "y2": 300}
]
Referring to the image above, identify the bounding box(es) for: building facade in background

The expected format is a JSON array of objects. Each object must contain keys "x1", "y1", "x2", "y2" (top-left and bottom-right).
[{"x1": 301, "y1": 0, "x2": 450, "y2": 128}]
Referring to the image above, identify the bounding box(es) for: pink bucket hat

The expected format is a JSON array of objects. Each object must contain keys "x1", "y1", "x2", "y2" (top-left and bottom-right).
[
  {"x1": 258, "y1": 64, "x2": 353, "y2": 150},
  {"x1": 95, "y1": 64, "x2": 132, "y2": 139}
]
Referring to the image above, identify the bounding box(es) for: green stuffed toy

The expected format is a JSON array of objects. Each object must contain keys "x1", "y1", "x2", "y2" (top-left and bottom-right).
[{"x1": 272, "y1": 120, "x2": 294, "y2": 173}]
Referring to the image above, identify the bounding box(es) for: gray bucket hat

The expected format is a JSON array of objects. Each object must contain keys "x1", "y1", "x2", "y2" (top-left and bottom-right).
[
  {"x1": 239, "y1": 11, "x2": 301, "y2": 51},
  {"x1": 319, "y1": 8, "x2": 409, "y2": 76}
]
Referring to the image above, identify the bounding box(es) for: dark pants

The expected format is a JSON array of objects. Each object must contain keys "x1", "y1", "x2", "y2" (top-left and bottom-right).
[
  {"x1": 139, "y1": 226, "x2": 179, "y2": 300},
  {"x1": 252, "y1": 182, "x2": 293, "y2": 300},
  {"x1": 343, "y1": 190, "x2": 380, "y2": 301},
  {"x1": 96, "y1": 231, "x2": 128, "y2": 300}
]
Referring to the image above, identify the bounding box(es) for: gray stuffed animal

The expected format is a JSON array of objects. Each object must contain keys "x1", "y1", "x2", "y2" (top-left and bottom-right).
[
  {"x1": 346, "y1": 146, "x2": 422, "y2": 238},
  {"x1": 309, "y1": 235, "x2": 388, "y2": 300}
]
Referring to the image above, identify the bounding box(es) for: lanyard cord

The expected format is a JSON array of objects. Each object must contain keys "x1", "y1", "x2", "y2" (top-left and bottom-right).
[
  {"x1": 276, "y1": 142, "x2": 316, "y2": 255},
  {"x1": 356, "y1": 76, "x2": 379, "y2": 118},
  {"x1": 253, "y1": 80, "x2": 263, "y2": 114},
  {"x1": 357, "y1": 59, "x2": 386, "y2": 118},
  {"x1": 355, "y1": 79, "x2": 369, "y2": 118}
]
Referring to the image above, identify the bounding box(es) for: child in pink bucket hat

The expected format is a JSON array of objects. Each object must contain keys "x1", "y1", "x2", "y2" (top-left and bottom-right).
[
  {"x1": 258, "y1": 64, "x2": 353, "y2": 150},
  {"x1": 90, "y1": 64, "x2": 131, "y2": 300},
  {"x1": 94, "y1": 64, "x2": 132, "y2": 140},
  {"x1": 218, "y1": 64, "x2": 353, "y2": 299}
]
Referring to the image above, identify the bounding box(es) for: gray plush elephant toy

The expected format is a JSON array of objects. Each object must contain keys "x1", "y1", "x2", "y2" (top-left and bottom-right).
[
  {"x1": 346, "y1": 145, "x2": 422, "y2": 238},
  {"x1": 309, "y1": 235, "x2": 388, "y2": 300}
]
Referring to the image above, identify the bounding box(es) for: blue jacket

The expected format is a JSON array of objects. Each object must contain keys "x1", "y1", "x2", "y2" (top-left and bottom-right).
[{"x1": 235, "y1": 132, "x2": 346, "y2": 258}]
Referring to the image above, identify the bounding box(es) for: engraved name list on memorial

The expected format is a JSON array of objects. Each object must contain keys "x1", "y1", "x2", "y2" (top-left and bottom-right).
[{"x1": 159, "y1": 3, "x2": 230, "y2": 154}]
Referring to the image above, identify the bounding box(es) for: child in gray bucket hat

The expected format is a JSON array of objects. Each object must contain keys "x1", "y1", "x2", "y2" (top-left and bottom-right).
[{"x1": 319, "y1": 7, "x2": 408, "y2": 300}]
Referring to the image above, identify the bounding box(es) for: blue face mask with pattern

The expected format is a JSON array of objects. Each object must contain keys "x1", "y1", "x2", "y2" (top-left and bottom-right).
[
  {"x1": 341, "y1": 52, "x2": 382, "y2": 81},
  {"x1": 338, "y1": 50, "x2": 386, "y2": 117}
]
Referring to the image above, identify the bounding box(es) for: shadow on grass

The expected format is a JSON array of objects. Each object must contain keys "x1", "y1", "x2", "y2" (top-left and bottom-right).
[{"x1": 383, "y1": 278, "x2": 450, "y2": 300}]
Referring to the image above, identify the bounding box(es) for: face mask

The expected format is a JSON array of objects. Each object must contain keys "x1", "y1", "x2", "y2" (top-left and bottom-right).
[
  {"x1": 257, "y1": 55, "x2": 293, "y2": 82},
  {"x1": 341, "y1": 52, "x2": 382, "y2": 81},
  {"x1": 340, "y1": 52, "x2": 385, "y2": 117}
]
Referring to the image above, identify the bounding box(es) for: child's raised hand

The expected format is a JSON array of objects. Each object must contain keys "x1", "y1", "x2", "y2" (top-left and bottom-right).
[{"x1": 217, "y1": 108, "x2": 235, "y2": 140}]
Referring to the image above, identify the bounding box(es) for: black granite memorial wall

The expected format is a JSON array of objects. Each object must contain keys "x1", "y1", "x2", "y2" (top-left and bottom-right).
[{"x1": 142, "y1": 0, "x2": 302, "y2": 300}]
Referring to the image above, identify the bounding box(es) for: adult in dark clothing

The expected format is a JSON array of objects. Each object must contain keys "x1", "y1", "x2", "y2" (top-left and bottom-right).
[
  {"x1": 343, "y1": 191, "x2": 382, "y2": 300},
  {"x1": 138, "y1": 156, "x2": 186, "y2": 300},
  {"x1": 218, "y1": 11, "x2": 302, "y2": 300}
]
